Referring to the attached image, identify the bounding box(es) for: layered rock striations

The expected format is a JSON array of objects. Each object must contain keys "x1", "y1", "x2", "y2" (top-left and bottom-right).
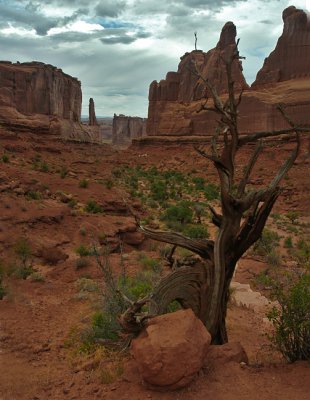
[
  {"x1": 0, "y1": 61, "x2": 81, "y2": 120},
  {"x1": 253, "y1": 6, "x2": 310, "y2": 86},
  {"x1": 112, "y1": 114, "x2": 147, "y2": 145},
  {"x1": 0, "y1": 61, "x2": 101, "y2": 141},
  {"x1": 146, "y1": 6, "x2": 310, "y2": 138}
]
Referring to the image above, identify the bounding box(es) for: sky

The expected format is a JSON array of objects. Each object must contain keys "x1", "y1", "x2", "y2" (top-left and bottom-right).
[{"x1": 0, "y1": 0, "x2": 309, "y2": 117}]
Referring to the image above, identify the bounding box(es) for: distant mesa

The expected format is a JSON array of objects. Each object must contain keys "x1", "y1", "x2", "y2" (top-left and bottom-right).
[
  {"x1": 145, "y1": 5, "x2": 310, "y2": 139},
  {"x1": 113, "y1": 114, "x2": 147, "y2": 145}
]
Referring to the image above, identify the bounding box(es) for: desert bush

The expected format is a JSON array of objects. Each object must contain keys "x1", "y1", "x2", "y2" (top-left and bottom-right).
[
  {"x1": 204, "y1": 183, "x2": 220, "y2": 201},
  {"x1": 79, "y1": 178, "x2": 89, "y2": 188},
  {"x1": 253, "y1": 228, "x2": 280, "y2": 257},
  {"x1": 192, "y1": 176, "x2": 205, "y2": 191},
  {"x1": 267, "y1": 273, "x2": 310, "y2": 362},
  {"x1": 182, "y1": 224, "x2": 209, "y2": 239},
  {"x1": 13, "y1": 238, "x2": 34, "y2": 279},
  {"x1": 84, "y1": 200, "x2": 103, "y2": 214},
  {"x1": 75, "y1": 244, "x2": 91, "y2": 257},
  {"x1": 30, "y1": 272, "x2": 45, "y2": 282},
  {"x1": 291, "y1": 239, "x2": 310, "y2": 267},
  {"x1": 26, "y1": 190, "x2": 42, "y2": 200},
  {"x1": 284, "y1": 236, "x2": 293, "y2": 248},
  {"x1": 286, "y1": 211, "x2": 299, "y2": 224},
  {"x1": 2, "y1": 154, "x2": 9, "y2": 163},
  {"x1": 137, "y1": 252, "x2": 161, "y2": 272},
  {"x1": 162, "y1": 201, "x2": 193, "y2": 226}
]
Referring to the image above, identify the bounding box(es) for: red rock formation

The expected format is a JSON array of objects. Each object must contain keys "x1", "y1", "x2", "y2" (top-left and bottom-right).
[
  {"x1": 0, "y1": 61, "x2": 81, "y2": 120},
  {"x1": 146, "y1": 22, "x2": 248, "y2": 136},
  {"x1": 252, "y1": 6, "x2": 310, "y2": 86},
  {"x1": 0, "y1": 61, "x2": 102, "y2": 142},
  {"x1": 88, "y1": 97, "x2": 98, "y2": 126},
  {"x1": 146, "y1": 7, "x2": 310, "y2": 138},
  {"x1": 112, "y1": 114, "x2": 147, "y2": 144}
]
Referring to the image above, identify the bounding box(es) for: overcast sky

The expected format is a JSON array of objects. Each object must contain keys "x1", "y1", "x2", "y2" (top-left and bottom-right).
[{"x1": 0, "y1": 0, "x2": 309, "y2": 117}]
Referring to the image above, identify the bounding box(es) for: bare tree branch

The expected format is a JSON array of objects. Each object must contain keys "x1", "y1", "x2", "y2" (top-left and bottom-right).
[
  {"x1": 139, "y1": 225, "x2": 214, "y2": 259},
  {"x1": 237, "y1": 140, "x2": 263, "y2": 197}
]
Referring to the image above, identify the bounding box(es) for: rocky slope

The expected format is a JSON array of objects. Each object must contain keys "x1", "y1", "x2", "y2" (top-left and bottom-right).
[{"x1": 146, "y1": 6, "x2": 310, "y2": 138}]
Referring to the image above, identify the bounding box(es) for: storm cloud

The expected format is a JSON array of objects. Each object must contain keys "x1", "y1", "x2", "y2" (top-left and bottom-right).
[{"x1": 0, "y1": 0, "x2": 308, "y2": 116}]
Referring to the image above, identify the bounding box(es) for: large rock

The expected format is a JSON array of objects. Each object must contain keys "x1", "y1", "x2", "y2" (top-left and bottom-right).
[
  {"x1": 112, "y1": 114, "x2": 147, "y2": 144},
  {"x1": 253, "y1": 6, "x2": 310, "y2": 86},
  {"x1": 131, "y1": 309, "x2": 211, "y2": 390}
]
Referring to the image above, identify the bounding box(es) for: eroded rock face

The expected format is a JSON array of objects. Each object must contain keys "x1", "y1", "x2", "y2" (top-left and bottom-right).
[
  {"x1": 252, "y1": 6, "x2": 310, "y2": 86},
  {"x1": 0, "y1": 61, "x2": 81, "y2": 120},
  {"x1": 0, "y1": 61, "x2": 102, "y2": 141},
  {"x1": 112, "y1": 114, "x2": 147, "y2": 144},
  {"x1": 131, "y1": 309, "x2": 211, "y2": 390}
]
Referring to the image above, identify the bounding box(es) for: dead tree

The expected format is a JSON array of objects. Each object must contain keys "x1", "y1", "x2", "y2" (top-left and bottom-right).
[{"x1": 120, "y1": 41, "x2": 309, "y2": 344}]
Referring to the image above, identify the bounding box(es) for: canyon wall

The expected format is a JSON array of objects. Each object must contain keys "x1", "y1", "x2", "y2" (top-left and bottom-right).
[
  {"x1": 0, "y1": 61, "x2": 101, "y2": 142},
  {"x1": 112, "y1": 114, "x2": 147, "y2": 145},
  {"x1": 146, "y1": 6, "x2": 310, "y2": 138}
]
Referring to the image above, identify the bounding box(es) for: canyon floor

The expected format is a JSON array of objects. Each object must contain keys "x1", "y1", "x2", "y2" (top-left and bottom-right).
[{"x1": 0, "y1": 131, "x2": 309, "y2": 400}]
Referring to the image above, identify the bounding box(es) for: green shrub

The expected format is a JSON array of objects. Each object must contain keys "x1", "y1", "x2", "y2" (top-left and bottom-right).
[
  {"x1": 284, "y1": 236, "x2": 293, "y2": 248},
  {"x1": 204, "y1": 183, "x2": 220, "y2": 201},
  {"x1": 183, "y1": 224, "x2": 209, "y2": 239},
  {"x1": 84, "y1": 200, "x2": 103, "y2": 214},
  {"x1": 75, "y1": 244, "x2": 91, "y2": 257},
  {"x1": 79, "y1": 179, "x2": 89, "y2": 188},
  {"x1": 26, "y1": 191, "x2": 42, "y2": 200},
  {"x1": 267, "y1": 273, "x2": 310, "y2": 362},
  {"x1": 291, "y1": 239, "x2": 310, "y2": 266},
  {"x1": 39, "y1": 161, "x2": 49, "y2": 173},
  {"x1": 286, "y1": 211, "x2": 299, "y2": 224},
  {"x1": 30, "y1": 272, "x2": 45, "y2": 282},
  {"x1": 253, "y1": 228, "x2": 280, "y2": 257},
  {"x1": 2, "y1": 154, "x2": 9, "y2": 163},
  {"x1": 137, "y1": 252, "x2": 161, "y2": 272},
  {"x1": 162, "y1": 201, "x2": 193, "y2": 225},
  {"x1": 192, "y1": 176, "x2": 205, "y2": 191}
]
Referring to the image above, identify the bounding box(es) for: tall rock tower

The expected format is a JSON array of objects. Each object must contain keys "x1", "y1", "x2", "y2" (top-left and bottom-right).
[{"x1": 88, "y1": 98, "x2": 98, "y2": 126}]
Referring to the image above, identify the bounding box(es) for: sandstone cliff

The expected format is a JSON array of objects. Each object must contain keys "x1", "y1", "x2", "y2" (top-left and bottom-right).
[
  {"x1": 112, "y1": 114, "x2": 147, "y2": 145},
  {"x1": 0, "y1": 61, "x2": 101, "y2": 142},
  {"x1": 253, "y1": 6, "x2": 310, "y2": 86},
  {"x1": 147, "y1": 21, "x2": 248, "y2": 136}
]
